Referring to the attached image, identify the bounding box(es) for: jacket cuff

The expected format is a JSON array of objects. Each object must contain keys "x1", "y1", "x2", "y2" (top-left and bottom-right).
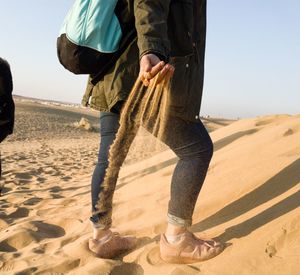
[
  {"x1": 138, "y1": 39, "x2": 170, "y2": 63},
  {"x1": 140, "y1": 50, "x2": 169, "y2": 63}
]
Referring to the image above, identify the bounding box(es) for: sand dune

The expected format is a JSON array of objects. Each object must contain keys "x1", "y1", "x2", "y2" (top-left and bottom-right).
[{"x1": 0, "y1": 101, "x2": 299, "y2": 274}]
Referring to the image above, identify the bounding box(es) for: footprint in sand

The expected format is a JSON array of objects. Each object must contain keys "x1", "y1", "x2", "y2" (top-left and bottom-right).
[
  {"x1": 144, "y1": 246, "x2": 200, "y2": 274},
  {"x1": 60, "y1": 236, "x2": 80, "y2": 247},
  {"x1": 0, "y1": 199, "x2": 11, "y2": 209},
  {"x1": 3, "y1": 158, "x2": 14, "y2": 164},
  {"x1": 23, "y1": 197, "x2": 43, "y2": 206},
  {"x1": 61, "y1": 176, "x2": 72, "y2": 181},
  {"x1": 36, "y1": 177, "x2": 46, "y2": 183},
  {"x1": 0, "y1": 207, "x2": 29, "y2": 224},
  {"x1": 51, "y1": 172, "x2": 62, "y2": 177},
  {"x1": 43, "y1": 168, "x2": 55, "y2": 175},
  {"x1": 50, "y1": 186, "x2": 62, "y2": 193},
  {"x1": 12, "y1": 252, "x2": 22, "y2": 258},
  {"x1": 15, "y1": 172, "x2": 32, "y2": 180},
  {"x1": 15, "y1": 154, "x2": 27, "y2": 161},
  {"x1": 36, "y1": 167, "x2": 44, "y2": 174},
  {"x1": 62, "y1": 162, "x2": 73, "y2": 166},
  {"x1": 30, "y1": 220, "x2": 66, "y2": 240},
  {"x1": 0, "y1": 230, "x2": 36, "y2": 251},
  {"x1": 110, "y1": 263, "x2": 144, "y2": 275},
  {"x1": 0, "y1": 199, "x2": 9, "y2": 206},
  {"x1": 0, "y1": 185, "x2": 12, "y2": 194},
  {"x1": 283, "y1": 128, "x2": 294, "y2": 137},
  {"x1": 32, "y1": 245, "x2": 46, "y2": 254},
  {"x1": 18, "y1": 186, "x2": 30, "y2": 190},
  {"x1": 265, "y1": 244, "x2": 277, "y2": 258},
  {"x1": 51, "y1": 194, "x2": 65, "y2": 199},
  {"x1": 26, "y1": 169, "x2": 42, "y2": 177},
  {"x1": 265, "y1": 227, "x2": 291, "y2": 258},
  {"x1": 146, "y1": 246, "x2": 165, "y2": 266},
  {"x1": 0, "y1": 241, "x2": 17, "y2": 252}
]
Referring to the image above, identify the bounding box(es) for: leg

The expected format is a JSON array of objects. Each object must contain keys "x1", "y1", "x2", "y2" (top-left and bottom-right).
[
  {"x1": 158, "y1": 116, "x2": 214, "y2": 225},
  {"x1": 93, "y1": 81, "x2": 145, "y2": 228},
  {"x1": 90, "y1": 112, "x2": 120, "y2": 232},
  {"x1": 156, "y1": 116, "x2": 223, "y2": 262},
  {"x1": 89, "y1": 110, "x2": 139, "y2": 257}
]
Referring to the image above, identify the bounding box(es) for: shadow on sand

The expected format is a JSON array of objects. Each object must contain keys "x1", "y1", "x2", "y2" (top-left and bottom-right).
[
  {"x1": 117, "y1": 129, "x2": 259, "y2": 190},
  {"x1": 216, "y1": 190, "x2": 300, "y2": 242},
  {"x1": 192, "y1": 158, "x2": 300, "y2": 239},
  {"x1": 213, "y1": 129, "x2": 258, "y2": 151}
]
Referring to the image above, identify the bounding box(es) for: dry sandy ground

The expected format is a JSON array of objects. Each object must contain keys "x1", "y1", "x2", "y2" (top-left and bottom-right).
[{"x1": 0, "y1": 100, "x2": 299, "y2": 274}]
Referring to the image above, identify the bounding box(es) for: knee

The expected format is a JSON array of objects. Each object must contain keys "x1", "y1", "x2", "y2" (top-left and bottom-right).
[
  {"x1": 175, "y1": 137, "x2": 214, "y2": 164},
  {"x1": 195, "y1": 135, "x2": 214, "y2": 163},
  {"x1": 100, "y1": 126, "x2": 119, "y2": 137},
  {"x1": 99, "y1": 113, "x2": 120, "y2": 136},
  {"x1": 96, "y1": 158, "x2": 109, "y2": 168},
  {"x1": 205, "y1": 137, "x2": 214, "y2": 163}
]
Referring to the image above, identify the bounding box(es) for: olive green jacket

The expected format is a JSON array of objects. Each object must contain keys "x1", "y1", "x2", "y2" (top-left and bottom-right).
[{"x1": 82, "y1": 0, "x2": 207, "y2": 122}]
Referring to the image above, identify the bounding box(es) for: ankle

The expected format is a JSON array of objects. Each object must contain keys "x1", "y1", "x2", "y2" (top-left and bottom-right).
[
  {"x1": 165, "y1": 232, "x2": 186, "y2": 244},
  {"x1": 165, "y1": 223, "x2": 187, "y2": 236},
  {"x1": 93, "y1": 228, "x2": 111, "y2": 240}
]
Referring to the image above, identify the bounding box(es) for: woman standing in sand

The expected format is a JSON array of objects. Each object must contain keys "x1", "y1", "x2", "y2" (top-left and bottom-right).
[{"x1": 83, "y1": 0, "x2": 224, "y2": 263}]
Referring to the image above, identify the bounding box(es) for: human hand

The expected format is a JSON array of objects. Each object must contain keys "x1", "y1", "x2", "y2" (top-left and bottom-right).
[{"x1": 139, "y1": 54, "x2": 174, "y2": 86}]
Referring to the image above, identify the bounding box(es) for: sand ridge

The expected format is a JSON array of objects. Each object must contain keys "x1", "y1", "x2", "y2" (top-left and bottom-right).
[{"x1": 0, "y1": 101, "x2": 299, "y2": 274}]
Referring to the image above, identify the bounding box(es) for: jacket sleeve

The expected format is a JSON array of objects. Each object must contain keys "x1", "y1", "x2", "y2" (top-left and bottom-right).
[{"x1": 134, "y1": 0, "x2": 171, "y2": 61}]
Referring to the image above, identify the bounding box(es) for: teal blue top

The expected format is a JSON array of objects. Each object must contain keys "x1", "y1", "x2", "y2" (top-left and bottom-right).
[{"x1": 60, "y1": 0, "x2": 122, "y2": 53}]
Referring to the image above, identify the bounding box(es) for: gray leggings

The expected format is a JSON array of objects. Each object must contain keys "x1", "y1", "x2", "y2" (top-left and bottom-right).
[{"x1": 91, "y1": 112, "x2": 213, "y2": 228}]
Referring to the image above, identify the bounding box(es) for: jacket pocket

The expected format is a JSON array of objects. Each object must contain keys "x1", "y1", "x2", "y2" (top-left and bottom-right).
[{"x1": 168, "y1": 54, "x2": 193, "y2": 111}]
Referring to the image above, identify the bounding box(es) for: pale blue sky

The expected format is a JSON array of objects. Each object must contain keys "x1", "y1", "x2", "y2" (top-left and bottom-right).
[{"x1": 0, "y1": 0, "x2": 299, "y2": 118}]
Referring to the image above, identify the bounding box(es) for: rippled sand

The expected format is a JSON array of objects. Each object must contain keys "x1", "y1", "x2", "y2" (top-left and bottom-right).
[{"x1": 0, "y1": 100, "x2": 298, "y2": 274}]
